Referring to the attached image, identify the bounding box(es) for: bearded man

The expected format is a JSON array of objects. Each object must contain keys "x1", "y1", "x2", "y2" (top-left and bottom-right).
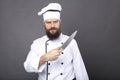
[{"x1": 24, "y1": 3, "x2": 89, "y2": 80}]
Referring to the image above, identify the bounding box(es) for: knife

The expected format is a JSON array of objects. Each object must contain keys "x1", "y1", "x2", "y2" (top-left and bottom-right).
[{"x1": 60, "y1": 30, "x2": 78, "y2": 51}]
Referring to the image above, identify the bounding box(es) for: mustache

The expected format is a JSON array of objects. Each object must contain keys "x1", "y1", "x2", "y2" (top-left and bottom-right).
[{"x1": 49, "y1": 27, "x2": 57, "y2": 30}]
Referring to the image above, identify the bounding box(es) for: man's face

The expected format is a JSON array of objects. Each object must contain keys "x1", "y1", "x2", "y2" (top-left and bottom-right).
[{"x1": 44, "y1": 18, "x2": 61, "y2": 40}]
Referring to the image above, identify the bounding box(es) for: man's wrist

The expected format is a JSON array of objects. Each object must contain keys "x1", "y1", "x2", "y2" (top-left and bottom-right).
[
  {"x1": 41, "y1": 54, "x2": 48, "y2": 63},
  {"x1": 38, "y1": 54, "x2": 48, "y2": 69}
]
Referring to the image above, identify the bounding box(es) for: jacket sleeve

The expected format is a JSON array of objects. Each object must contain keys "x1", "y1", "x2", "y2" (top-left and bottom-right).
[
  {"x1": 71, "y1": 40, "x2": 89, "y2": 80},
  {"x1": 24, "y1": 40, "x2": 46, "y2": 73}
]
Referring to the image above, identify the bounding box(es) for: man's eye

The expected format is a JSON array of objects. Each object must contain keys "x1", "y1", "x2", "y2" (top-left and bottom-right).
[
  {"x1": 46, "y1": 22, "x2": 51, "y2": 24},
  {"x1": 54, "y1": 21, "x2": 58, "y2": 23}
]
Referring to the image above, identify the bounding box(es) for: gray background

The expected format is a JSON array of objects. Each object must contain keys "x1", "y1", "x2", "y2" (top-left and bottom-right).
[{"x1": 0, "y1": 0, "x2": 120, "y2": 80}]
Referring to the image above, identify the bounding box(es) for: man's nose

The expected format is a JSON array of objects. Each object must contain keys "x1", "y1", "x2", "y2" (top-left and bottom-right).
[{"x1": 51, "y1": 22, "x2": 55, "y2": 27}]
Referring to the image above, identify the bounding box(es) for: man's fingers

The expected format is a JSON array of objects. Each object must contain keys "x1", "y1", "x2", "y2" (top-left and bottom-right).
[
  {"x1": 59, "y1": 49, "x2": 62, "y2": 53},
  {"x1": 51, "y1": 47, "x2": 62, "y2": 55},
  {"x1": 55, "y1": 47, "x2": 61, "y2": 50}
]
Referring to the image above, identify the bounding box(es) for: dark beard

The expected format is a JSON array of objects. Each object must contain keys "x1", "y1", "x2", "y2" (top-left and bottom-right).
[{"x1": 45, "y1": 27, "x2": 61, "y2": 40}]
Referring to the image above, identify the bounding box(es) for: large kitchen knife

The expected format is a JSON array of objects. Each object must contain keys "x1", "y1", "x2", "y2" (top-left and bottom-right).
[{"x1": 60, "y1": 30, "x2": 77, "y2": 51}]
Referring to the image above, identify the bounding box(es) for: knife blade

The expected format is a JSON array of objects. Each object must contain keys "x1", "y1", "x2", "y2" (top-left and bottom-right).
[{"x1": 60, "y1": 30, "x2": 77, "y2": 51}]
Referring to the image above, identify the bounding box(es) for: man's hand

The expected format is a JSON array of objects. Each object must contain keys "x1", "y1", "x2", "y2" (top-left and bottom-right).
[
  {"x1": 46, "y1": 47, "x2": 62, "y2": 61},
  {"x1": 38, "y1": 47, "x2": 62, "y2": 68}
]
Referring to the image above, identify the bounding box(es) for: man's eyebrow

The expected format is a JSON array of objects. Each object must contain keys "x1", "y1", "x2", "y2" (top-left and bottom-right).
[{"x1": 46, "y1": 21, "x2": 50, "y2": 22}]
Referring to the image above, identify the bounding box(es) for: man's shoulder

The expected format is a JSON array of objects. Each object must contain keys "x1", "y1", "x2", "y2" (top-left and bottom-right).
[
  {"x1": 33, "y1": 35, "x2": 47, "y2": 43},
  {"x1": 62, "y1": 33, "x2": 69, "y2": 38}
]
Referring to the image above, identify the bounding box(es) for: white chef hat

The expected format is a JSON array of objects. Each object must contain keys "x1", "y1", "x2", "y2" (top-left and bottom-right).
[{"x1": 38, "y1": 3, "x2": 62, "y2": 21}]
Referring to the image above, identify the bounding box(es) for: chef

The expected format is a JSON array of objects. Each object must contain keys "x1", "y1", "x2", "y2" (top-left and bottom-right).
[{"x1": 24, "y1": 3, "x2": 89, "y2": 80}]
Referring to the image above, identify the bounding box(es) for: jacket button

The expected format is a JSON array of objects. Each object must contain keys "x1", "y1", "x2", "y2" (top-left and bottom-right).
[
  {"x1": 48, "y1": 63, "x2": 50, "y2": 65},
  {"x1": 61, "y1": 42, "x2": 63, "y2": 44},
  {"x1": 61, "y1": 62, "x2": 63, "y2": 65},
  {"x1": 60, "y1": 73, "x2": 63, "y2": 75},
  {"x1": 61, "y1": 52, "x2": 64, "y2": 54}
]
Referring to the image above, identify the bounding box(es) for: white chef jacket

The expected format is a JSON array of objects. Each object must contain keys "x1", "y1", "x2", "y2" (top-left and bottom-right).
[{"x1": 24, "y1": 33, "x2": 89, "y2": 80}]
